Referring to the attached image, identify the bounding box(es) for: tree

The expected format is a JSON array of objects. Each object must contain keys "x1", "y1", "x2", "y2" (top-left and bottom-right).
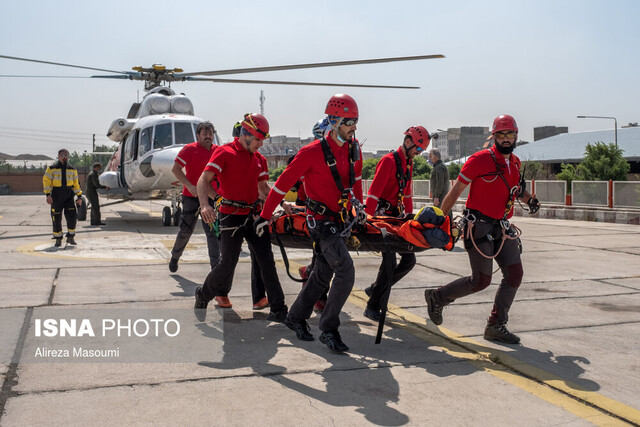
[
  {"x1": 269, "y1": 164, "x2": 287, "y2": 180},
  {"x1": 556, "y1": 163, "x2": 579, "y2": 194},
  {"x1": 361, "y1": 157, "x2": 380, "y2": 180},
  {"x1": 577, "y1": 142, "x2": 629, "y2": 181},
  {"x1": 412, "y1": 155, "x2": 431, "y2": 179},
  {"x1": 95, "y1": 144, "x2": 118, "y2": 152},
  {"x1": 448, "y1": 162, "x2": 461, "y2": 180},
  {"x1": 521, "y1": 160, "x2": 544, "y2": 180}
]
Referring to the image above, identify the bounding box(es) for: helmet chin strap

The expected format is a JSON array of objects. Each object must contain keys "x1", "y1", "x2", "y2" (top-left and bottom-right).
[
  {"x1": 329, "y1": 116, "x2": 350, "y2": 143},
  {"x1": 403, "y1": 141, "x2": 416, "y2": 155}
]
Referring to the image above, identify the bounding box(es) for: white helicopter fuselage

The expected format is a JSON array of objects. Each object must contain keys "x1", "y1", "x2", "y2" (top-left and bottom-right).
[
  {"x1": 99, "y1": 114, "x2": 209, "y2": 199},
  {"x1": 98, "y1": 88, "x2": 219, "y2": 201}
]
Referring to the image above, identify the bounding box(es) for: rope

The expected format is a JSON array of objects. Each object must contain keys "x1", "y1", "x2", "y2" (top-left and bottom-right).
[{"x1": 464, "y1": 216, "x2": 521, "y2": 260}]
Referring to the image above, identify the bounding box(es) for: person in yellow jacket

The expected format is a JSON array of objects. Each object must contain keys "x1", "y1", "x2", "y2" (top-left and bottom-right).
[{"x1": 43, "y1": 148, "x2": 83, "y2": 247}]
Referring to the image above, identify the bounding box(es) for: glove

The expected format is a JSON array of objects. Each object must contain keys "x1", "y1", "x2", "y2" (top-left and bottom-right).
[
  {"x1": 527, "y1": 197, "x2": 540, "y2": 214},
  {"x1": 253, "y1": 216, "x2": 269, "y2": 237}
]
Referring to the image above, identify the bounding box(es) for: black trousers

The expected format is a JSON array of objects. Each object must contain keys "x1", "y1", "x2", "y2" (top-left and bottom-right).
[
  {"x1": 250, "y1": 250, "x2": 267, "y2": 304},
  {"x1": 434, "y1": 220, "x2": 523, "y2": 324},
  {"x1": 171, "y1": 196, "x2": 220, "y2": 270},
  {"x1": 288, "y1": 221, "x2": 354, "y2": 333},
  {"x1": 201, "y1": 213, "x2": 286, "y2": 312},
  {"x1": 50, "y1": 193, "x2": 77, "y2": 239},
  {"x1": 87, "y1": 192, "x2": 101, "y2": 224},
  {"x1": 366, "y1": 251, "x2": 416, "y2": 311}
]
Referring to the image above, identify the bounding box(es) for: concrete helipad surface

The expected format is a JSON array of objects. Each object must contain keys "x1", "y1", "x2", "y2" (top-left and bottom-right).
[{"x1": 0, "y1": 194, "x2": 639, "y2": 426}]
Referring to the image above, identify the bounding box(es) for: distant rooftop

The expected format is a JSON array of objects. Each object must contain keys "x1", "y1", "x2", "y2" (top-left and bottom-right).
[{"x1": 514, "y1": 127, "x2": 640, "y2": 162}]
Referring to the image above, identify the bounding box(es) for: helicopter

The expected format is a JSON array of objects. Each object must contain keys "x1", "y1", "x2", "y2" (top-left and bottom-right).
[{"x1": 0, "y1": 53, "x2": 444, "y2": 225}]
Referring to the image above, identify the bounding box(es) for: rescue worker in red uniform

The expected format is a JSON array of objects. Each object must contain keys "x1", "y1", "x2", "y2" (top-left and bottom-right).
[
  {"x1": 255, "y1": 94, "x2": 363, "y2": 353},
  {"x1": 231, "y1": 120, "x2": 269, "y2": 310},
  {"x1": 363, "y1": 126, "x2": 431, "y2": 321},
  {"x1": 194, "y1": 113, "x2": 287, "y2": 322},
  {"x1": 43, "y1": 148, "x2": 83, "y2": 247},
  {"x1": 424, "y1": 115, "x2": 540, "y2": 344},
  {"x1": 169, "y1": 121, "x2": 220, "y2": 274}
]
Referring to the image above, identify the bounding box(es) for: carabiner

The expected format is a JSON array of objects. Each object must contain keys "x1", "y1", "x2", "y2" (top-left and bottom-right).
[{"x1": 306, "y1": 214, "x2": 317, "y2": 230}]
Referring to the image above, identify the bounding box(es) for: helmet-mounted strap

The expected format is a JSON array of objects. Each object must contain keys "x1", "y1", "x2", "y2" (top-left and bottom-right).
[{"x1": 243, "y1": 114, "x2": 269, "y2": 139}]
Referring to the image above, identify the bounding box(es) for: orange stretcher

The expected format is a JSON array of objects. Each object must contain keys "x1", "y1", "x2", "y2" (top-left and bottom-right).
[{"x1": 268, "y1": 207, "x2": 456, "y2": 253}]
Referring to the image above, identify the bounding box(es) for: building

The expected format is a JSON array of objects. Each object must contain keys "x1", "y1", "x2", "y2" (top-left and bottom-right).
[
  {"x1": 439, "y1": 127, "x2": 491, "y2": 162},
  {"x1": 514, "y1": 126, "x2": 640, "y2": 176},
  {"x1": 432, "y1": 130, "x2": 449, "y2": 160},
  {"x1": 534, "y1": 126, "x2": 568, "y2": 141},
  {"x1": 259, "y1": 135, "x2": 314, "y2": 170}
]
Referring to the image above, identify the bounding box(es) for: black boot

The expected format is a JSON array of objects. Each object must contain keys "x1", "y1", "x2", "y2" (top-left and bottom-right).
[{"x1": 319, "y1": 330, "x2": 349, "y2": 353}]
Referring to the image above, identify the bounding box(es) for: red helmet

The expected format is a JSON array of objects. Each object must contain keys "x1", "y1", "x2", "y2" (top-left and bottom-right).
[
  {"x1": 404, "y1": 125, "x2": 431, "y2": 150},
  {"x1": 491, "y1": 114, "x2": 518, "y2": 134},
  {"x1": 325, "y1": 94, "x2": 358, "y2": 118},
  {"x1": 241, "y1": 113, "x2": 270, "y2": 139}
]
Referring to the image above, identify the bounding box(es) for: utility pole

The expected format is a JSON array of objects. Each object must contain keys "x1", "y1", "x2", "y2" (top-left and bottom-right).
[
  {"x1": 259, "y1": 90, "x2": 265, "y2": 115},
  {"x1": 92, "y1": 134, "x2": 96, "y2": 152}
]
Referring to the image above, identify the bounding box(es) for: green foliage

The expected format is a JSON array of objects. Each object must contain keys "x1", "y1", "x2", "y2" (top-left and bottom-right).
[
  {"x1": 68, "y1": 151, "x2": 93, "y2": 172},
  {"x1": 361, "y1": 157, "x2": 380, "y2": 180},
  {"x1": 576, "y1": 142, "x2": 629, "y2": 181},
  {"x1": 521, "y1": 160, "x2": 544, "y2": 180},
  {"x1": 448, "y1": 162, "x2": 462, "y2": 180},
  {"x1": 412, "y1": 156, "x2": 431, "y2": 180},
  {"x1": 556, "y1": 163, "x2": 579, "y2": 194},
  {"x1": 270, "y1": 164, "x2": 287, "y2": 180},
  {"x1": 95, "y1": 144, "x2": 118, "y2": 152}
]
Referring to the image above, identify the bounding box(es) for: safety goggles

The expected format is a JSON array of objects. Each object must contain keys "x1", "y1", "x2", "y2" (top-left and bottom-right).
[
  {"x1": 494, "y1": 131, "x2": 516, "y2": 140},
  {"x1": 341, "y1": 117, "x2": 358, "y2": 127},
  {"x1": 415, "y1": 146, "x2": 424, "y2": 153},
  {"x1": 59, "y1": 153, "x2": 69, "y2": 157}
]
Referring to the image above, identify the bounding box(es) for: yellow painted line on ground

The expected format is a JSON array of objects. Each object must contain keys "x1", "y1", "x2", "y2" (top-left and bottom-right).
[
  {"x1": 348, "y1": 290, "x2": 640, "y2": 426},
  {"x1": 284, "y1": 257, "x2": 638, "y2": 426}
]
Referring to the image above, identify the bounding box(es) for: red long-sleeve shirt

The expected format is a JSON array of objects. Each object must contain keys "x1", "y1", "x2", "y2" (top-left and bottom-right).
[
  {"x1": 262, "y1": 133, "x2": 363, "y2": 220},
  {"x1": 364, "y1": 147, "x2": 413, "y2": 216}
]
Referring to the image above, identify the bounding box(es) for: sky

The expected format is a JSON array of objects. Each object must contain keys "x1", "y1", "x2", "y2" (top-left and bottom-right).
[{"x1": 1, "y1": 0, "x2": 638, "y2": 159}]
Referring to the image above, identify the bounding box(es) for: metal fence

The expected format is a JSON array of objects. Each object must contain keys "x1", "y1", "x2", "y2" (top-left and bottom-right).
[
  {"x1": 533, "y1": 180, "x2": 566, "y2": 204},
  {"x1": 613, "y1": 181, "x2": 640, "y2": 208},
  {"x1": 572, "y1": 181, "x2": 609, "y2": 207}
]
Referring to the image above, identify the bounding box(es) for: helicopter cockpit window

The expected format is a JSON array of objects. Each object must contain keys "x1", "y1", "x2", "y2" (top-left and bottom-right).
[
  {"x1": 175, "y1": 122, "x2": 195, "y2": 145},
  {"x1": 153, "y1": 123, "x2": 172, "y2": 149},
  {"x1": 124, "y1": 130, "x2": 138, "y2": 162},
  {"x1": 138, "y1": 127, "x2": 152, "y2": 157}
]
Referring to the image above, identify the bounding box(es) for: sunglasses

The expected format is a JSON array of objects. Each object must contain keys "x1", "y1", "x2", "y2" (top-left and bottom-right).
[
  {"x1": 59, "y1": 153, "x2": 69, "y2": 157},
  {"x1": 415, "y1": 146, "x2": 424, "y2": 153},
  {"x1": 341, "y1": 118, "x2": 358, "y2": 127},
  {"x1": 495, "y1": 131, "x2": 516, "y2": 140}
]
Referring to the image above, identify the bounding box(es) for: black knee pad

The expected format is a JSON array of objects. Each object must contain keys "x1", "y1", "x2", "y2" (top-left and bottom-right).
[{"x1": 507, "y1": 263, "x2": 523, "y2": 288}]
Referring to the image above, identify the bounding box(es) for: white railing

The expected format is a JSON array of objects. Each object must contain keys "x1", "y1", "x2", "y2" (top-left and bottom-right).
[
  {"x1": 613, "y1": 181, "x2": 640, "y2": 209},
  {"x1": 572, "y1": 181, "x2": 608, "y2": 207},
  {"x1": 337, "y1": 179, "x2": 640, "y2": 210},
  {"x1": 533, "y1": 180, "x2": 566, "y2": 204}
]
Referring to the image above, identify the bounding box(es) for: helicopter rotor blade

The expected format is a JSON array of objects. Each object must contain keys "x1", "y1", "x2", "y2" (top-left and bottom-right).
[
  {"x1": 180, "y1": 54, "x2": 445, "y2": 77},
  {"x1": 0, "y1": 54, "x2": 130, "y2": 75},
  {"x1": 0, "y1": 75, "x2": 93, "y2": 79},
  {"x1": 186, "y1": 77, "x2": 419, "y2": 89}
]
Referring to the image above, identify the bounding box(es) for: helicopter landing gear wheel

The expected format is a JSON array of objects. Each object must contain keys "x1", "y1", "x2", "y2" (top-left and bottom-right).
[
  {"x1": 173, "y1": 207, "x2": 182, "y2": 226},
  {"x1": 162, "y1": 206, "x2": 172, "y2": 226}
]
